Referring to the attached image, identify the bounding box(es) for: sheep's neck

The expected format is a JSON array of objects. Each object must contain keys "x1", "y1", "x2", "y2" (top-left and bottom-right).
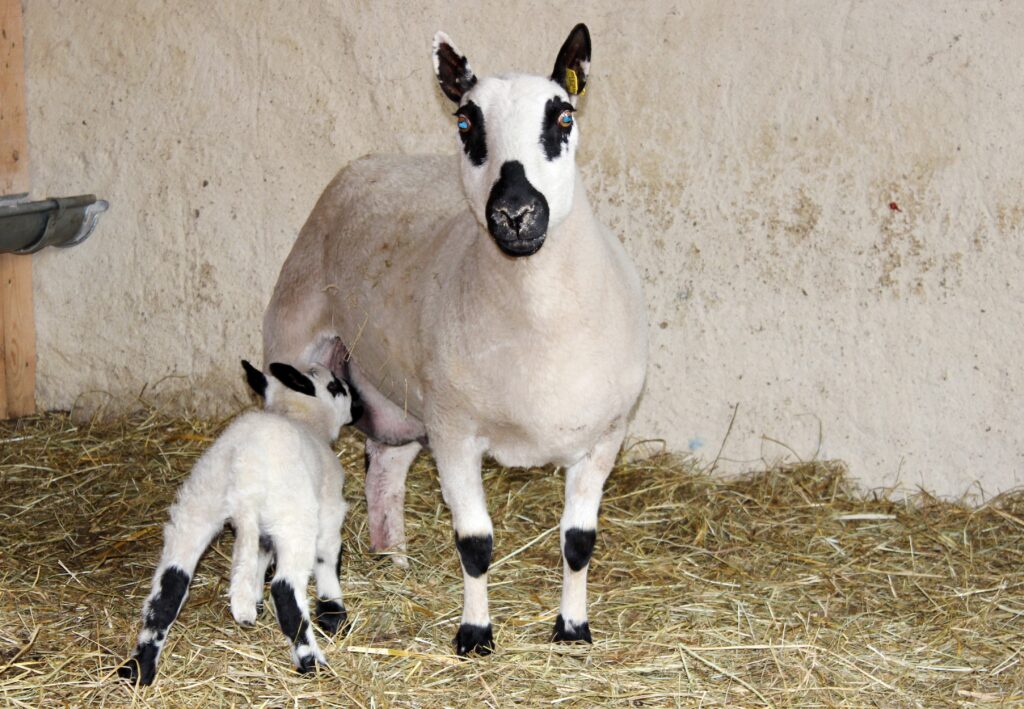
[{"x1": 472, "y1": 177, "x2": 604, "y2": 327}]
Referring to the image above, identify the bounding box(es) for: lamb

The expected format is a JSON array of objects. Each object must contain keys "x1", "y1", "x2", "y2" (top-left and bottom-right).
[
  {"x1": 117, "y1": 360, "x2": 361, "y2": 685},
  {"x1": 263, "y1": 24, "x2": 648, "y2": 655}
]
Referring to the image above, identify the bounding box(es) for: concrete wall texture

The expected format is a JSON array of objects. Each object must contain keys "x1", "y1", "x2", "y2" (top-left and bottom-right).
[{"x1": 20, "y1": 1, "x2": 1024, "y2": 498}]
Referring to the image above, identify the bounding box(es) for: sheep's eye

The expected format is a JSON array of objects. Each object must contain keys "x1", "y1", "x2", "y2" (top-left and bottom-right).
[
  {"x1": 558, "y1": 110, "x2": 574, "y2": 129},
  {"x1": 456, "y1": 115, "x2": 471, "y2": 133},
  {"x1": 327, "y1": 379, "x2": 346, "y2": 397}
]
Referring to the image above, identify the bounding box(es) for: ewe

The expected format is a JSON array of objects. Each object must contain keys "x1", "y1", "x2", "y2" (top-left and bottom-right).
[{"x1": 264, "y1": 24, "x2": 647, "y2": 654}]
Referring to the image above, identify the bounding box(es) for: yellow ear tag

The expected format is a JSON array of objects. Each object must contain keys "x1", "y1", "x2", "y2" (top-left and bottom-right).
[{"x1": 565, "y1": 68, "x2": 586, "y2": 97}]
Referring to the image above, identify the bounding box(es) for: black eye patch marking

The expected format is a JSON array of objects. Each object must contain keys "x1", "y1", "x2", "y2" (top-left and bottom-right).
[
  {"x1": 455, "y1": 101, "x2": 487, "y2": 167},
  {"x1": 327, "y1": 378, "x2": 348, "y2": 398},
  {"x1": 540, "y1": 97, "x2": 575, "y2": 161}
]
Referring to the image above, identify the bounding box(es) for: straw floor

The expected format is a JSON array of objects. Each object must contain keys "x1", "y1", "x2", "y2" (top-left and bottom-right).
[{"x1": 1, "y1": 410, "x2": 1023, "y2": 707}]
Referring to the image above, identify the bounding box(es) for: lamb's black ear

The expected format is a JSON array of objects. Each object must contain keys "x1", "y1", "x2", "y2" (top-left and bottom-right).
[
  {"x1": 433, "y1": 31, "x2": 477, "y2": 103},
  {"x1": 268, "y1": 362, "x2": 316, "y2": 398},
  {"x1": 551, "y1": 23, "x2": 591, "y2": 106},
  {"x1": 241, "y1": 360, "x2": 267, "y2": 399}
]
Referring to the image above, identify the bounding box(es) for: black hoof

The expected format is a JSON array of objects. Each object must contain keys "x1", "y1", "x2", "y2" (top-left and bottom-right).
[
  {"x1": 296, "y1": 653, "x2": 323, "y2": 675},
  {"x1": 552, "y1": 614, "x2": 592, "y2": 644},
  {"x1": 454, "y1": 623, "x2": 494, "y2": 657},
  {"x1": 315, "y1": 599, "x2": 349, "y2": 636},
  {"x1": 116, "y1": 656, "x2": 155, "y2": 686},
  {"x1": 255, "y1": 600, "x2": 265, "y2": 617}
]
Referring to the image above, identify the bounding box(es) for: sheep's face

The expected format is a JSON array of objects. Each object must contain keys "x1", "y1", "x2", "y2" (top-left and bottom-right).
[
  {"x1": 434, "y1": 25, "x2": 591, "y2": 258},
  {"x1": 242, "y1": 360, "x2": 363, "y2": 439}
]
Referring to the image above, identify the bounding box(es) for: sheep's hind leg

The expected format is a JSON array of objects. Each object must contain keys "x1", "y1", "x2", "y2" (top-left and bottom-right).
[
  {"x1": 553, "y1": 427, "x2": 625, "y2": 644},
  {"x1": 365, "y1": 438, "x2": 421, "y2": 566},
  {"x1": 318, "y1": 335, "x2": 424, "y2": 567},
  {"x1": 117, "y1": 514, "x2": 223, "y2": 685},
  {"x1": 435, "y1": 437, "x2": 494, "y2": 656},
  {"x1": 270, "y1": 534, "x2": 325, "y2": 673}
]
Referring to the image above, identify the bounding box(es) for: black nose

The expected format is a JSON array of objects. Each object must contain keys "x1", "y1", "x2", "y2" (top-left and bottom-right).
[
  {"x1": 493, "y1": 203, "x2": 534, "y2": 232},
  {"x1": 486, "y1": 161, "x2": 550, "y2": 257}
]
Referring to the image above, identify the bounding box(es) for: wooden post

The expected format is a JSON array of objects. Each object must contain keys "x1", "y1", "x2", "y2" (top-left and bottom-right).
[{"x1": 0, "y1": 0, "x2": 35, "y2": 419}]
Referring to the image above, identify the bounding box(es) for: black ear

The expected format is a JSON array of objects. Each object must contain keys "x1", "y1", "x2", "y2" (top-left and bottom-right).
[
  {"x1": 241, "y1": 360, "x2": 267, "y2": 399},
  {"x1": 433, "y1": 31, "x2": 477, "y2": 103},
  {"x1": 551, "y1": 23, "x2": 591, "y2": 105},
  {"x1": 268, "y1": 362, "x2": 316, "y2": 398}
]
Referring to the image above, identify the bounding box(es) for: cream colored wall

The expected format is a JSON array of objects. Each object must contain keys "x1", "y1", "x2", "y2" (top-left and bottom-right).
[{"x1": 23, "y1": 1, "x2": 1024, "y2": 498}]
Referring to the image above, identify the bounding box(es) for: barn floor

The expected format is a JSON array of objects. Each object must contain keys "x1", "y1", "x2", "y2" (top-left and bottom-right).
[{"x1": 1, "y1": 411, "x2": 1023, "y2": 707}]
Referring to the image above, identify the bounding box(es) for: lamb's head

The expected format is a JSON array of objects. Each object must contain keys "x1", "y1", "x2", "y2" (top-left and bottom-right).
[
  {"x1": 433, "y1": 24, "x2": 591, "y2": 258},
  {"x1": 241, "y1": 360, "x2": 364, "y2": 441}
]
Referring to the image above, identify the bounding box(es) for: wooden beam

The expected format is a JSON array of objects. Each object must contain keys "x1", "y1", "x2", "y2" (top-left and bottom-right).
[
  {"x1": 1, "y1": 0, "x2": 34, "y2": 419},
  {"x1": 0, "y1": 256, "x2": 35, "y2": 418},
  {"x1": 1, "y1": 0, "x2": 29, "y2": 196}
]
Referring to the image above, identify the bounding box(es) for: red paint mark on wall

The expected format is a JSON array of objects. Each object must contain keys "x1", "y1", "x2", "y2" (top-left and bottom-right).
[{"x1": 889, "y1": 201, "x2": 902, "y2": 212}]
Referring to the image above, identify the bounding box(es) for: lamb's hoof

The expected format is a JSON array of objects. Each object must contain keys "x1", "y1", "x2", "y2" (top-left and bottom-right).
[
  {"x1": 552, "y1": 614, "x2": 592, "y2": 644},
  {"x1": 454, "y1": 623, "x2": 494, "y2": 657},
  {"x1": 295, "y1": 653, "x2": 327, "y2": 675},
  {"x1": 255, "y1": 600, "x2": 265, "y2": 617},
  {"x1": 315, "y1": 599, "x2": 349, "y2": 636},
  {"x1": 116, "y1": 655, "x2": 155, "y2": 686},
  {"x1": 231, "y1": 602, "x2": 259, "y2": 628}
]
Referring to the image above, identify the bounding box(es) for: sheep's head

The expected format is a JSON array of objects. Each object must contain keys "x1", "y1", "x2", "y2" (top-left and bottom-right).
[
  {"x1": 241, "y1": 360, "x2": 363, "y2": 441},
  {"x1": 433, "y1": 24, "x2": 591, "y2": 258}
]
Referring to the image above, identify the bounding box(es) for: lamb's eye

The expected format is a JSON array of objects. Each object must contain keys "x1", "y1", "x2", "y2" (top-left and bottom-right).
[
  {"x1": 558, "y1": 110, "x2": 574, "y2": 129},
  {"x1": 456, "y1": 115, "x2": 471, "y2": 133}
]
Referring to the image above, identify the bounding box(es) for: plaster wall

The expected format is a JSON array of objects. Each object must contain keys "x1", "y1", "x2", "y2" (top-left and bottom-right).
[{"x1": 21, "y1": 1, "x2": 1024, "y2": 498}]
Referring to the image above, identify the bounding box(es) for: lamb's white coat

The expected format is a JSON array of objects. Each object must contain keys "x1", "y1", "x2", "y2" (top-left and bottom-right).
[
  {"x1": 120, "y1": 364, "x2": 352, "y2": 683},
  {"x1": 264, "y1": 27, "x2": 647, "y2": 649}
]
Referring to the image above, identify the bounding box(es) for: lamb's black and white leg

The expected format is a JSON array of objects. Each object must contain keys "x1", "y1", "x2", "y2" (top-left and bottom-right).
[
  {"x1": 436, "y1": 438, "x2": 494, "y2": 656},
  {"x1": 117, "y1": 515, "x2": 223, "y2": 685},
  {"x1": 365, "y1": 438, "x2": 420, "y2": 566},
  {"x1": 553, "y1": 427, "x2": 625, "y2": 644},
  {"x1": 313, "y1": 479, "x2": 349, "y2": 635},
  {"x1": 269, "y1": 534, "x2": 325, "y2": 673},
  {"x1": 229, "y1": 512, "x2": 261, "y2": 626}
]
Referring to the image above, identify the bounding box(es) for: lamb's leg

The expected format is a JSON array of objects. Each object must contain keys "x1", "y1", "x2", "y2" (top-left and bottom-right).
[
  {"x1": 365, "y1": 438, "x2": 420, "y2": 565},
  {"x1": 117, "y1": 514, "x2": 223, "y2": 685},
  {"x1": 313, "y1": 471, "x2": 349, "y2": 635},
  {"x1": 229, "y1": 513, "x2": 261, "y2": 626},
  {"x1": 254, "y1": 534, "x2": 275, "y2": 617},
  {"x1": 435, "y1": 437, "x2": 493, "y2": 656},
  {"x1": 269, "y1": 534, "x2": 325, "y2": 673},
  {"x1": 553, "y1": 426, "x2": 625, "y2": 644}
]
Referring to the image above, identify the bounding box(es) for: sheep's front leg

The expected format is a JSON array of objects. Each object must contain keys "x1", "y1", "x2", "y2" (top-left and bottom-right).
[
  {"x1": 435, "y1": 438, "x2": 493, "y2": 656},
  {"x1": 554, "y1": 427, "x2": 625, "y2": 644},
  {"x1": 313, "y1": 469, "x2": 349, "y2": 635}
]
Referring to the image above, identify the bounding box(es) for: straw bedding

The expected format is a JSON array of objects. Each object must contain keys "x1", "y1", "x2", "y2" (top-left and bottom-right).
[{"x1": 1, "y1": 410, "x2": 1022, "y2": 707}]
